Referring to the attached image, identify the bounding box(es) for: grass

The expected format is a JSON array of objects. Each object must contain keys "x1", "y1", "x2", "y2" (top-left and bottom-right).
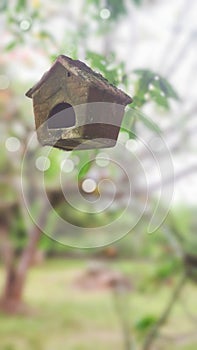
[{"x1": 0, "y1": 259, "x2": 196, "y2": 350}]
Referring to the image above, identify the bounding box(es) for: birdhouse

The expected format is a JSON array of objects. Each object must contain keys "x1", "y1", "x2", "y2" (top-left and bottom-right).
[{"x1": 26, "y1": 55, "x2": 132, "y2": 151}]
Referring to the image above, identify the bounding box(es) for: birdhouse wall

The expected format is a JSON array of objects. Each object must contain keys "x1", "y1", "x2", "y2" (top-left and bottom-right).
[
  {"x1": 32, "y1": 63, "x2": 89, "y2": 130},
  {"x1": 85, "y1": 87, "x2": 125, "y2": 141}
]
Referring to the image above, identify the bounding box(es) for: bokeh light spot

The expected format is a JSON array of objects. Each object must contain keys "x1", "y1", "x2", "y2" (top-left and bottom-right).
[
  {"x1": 20, "y1": 18, "x2": 32, "y2": 31},
  {"x1": 100, "y1": 8, "x2": 111, "y2": 20},
  {"x1": 36, "y1": 156, "x2": 50, "y2": 171},
  {"x1": 96, "y1": 152, "x2": 110, "y2": 167},
  {"x1": 61, "y1": 159, "x2": 75, "y2": 173},
  {"x1": 82, "y1": 178, "x2": 97, "y2": 193},
  {"x1": 118, "y1": 131, "x2": 129, "y2": 144},
  {"x1": 5, "y1": 137, "x2": 21, "y2": 152},
  {"x1": 149, "y1": 83, "x2": 155, "y2": 91}
]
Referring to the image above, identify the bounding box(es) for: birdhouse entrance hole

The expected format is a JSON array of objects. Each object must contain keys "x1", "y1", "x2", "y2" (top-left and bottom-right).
[{"x1": 47, "y1": 102, "x2": 76, "y2": 129}]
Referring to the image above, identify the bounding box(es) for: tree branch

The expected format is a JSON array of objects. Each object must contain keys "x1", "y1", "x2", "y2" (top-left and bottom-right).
[{"x1": 143, "y1": 273, "x2": 187, "y2": 350}]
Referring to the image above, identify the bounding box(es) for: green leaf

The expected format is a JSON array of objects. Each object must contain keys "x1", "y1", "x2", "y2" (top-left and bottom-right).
[
  {"x1": 15, "y1": 0, "x2": 27, "y2": 12},
  {"x1": 159, "y1": 77, "x2": 179, "y2": 100},
  {"x1": 86, "y1": 51, "x2": 126, "y2": 86},
  {"x1": 106, "y1": 0, "x2": 127, "y2": 20},
  {"x1": 149, "y1": 89, "x2": 170, "y2": 109},
  {"x1": 39, "y1": 30, "x2": 52, "y2": 39},
  {"x1": 5, "y1": 41, "x2": 18, "y2": 51},
  {"x1": 0, "y1": 0, "x2": 7, "y2": 11},
  {"x1": 87, "y1": 0, "x2": 100, "y2": 6},
  {"x1": 44, "y1": 149, "x2": 64, "y2": 186},
  {"x1": 135, "y1": 315, "x2": 157, "y2": 332},
  {"x1": 87, "y1": 0, "x2": 128, "y2": 20},
  {"x1": 133, "y1": 69, "x2": 179, "y2": 109},
  {"x1": 154, "y1": 260, "x2": 180, "y2": 281},
  {"x1": 86, "y1": 51, "x2": 107, "y2": 71},
  {"x1": 132, "y1": 0, "x2": 143, "y2": 6},
  {"x1": 78, "y1": 161, "x2": 92, "y2": 179},
  {"x1": 121, "y1": 108, "x2": 137, "y2": 138},
  {"x1": 50, "y1": 54, "x2": 58, "y2": 62},
  {"x1": 75, "y1": 151, "x2": 96, "y2": 180}
]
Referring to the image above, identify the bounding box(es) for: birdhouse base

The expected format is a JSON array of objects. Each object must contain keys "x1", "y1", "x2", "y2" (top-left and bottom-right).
[
  {"x1": 57, "y1": 139, "x2": 116, "y2": 151},
  {"x1": 37, "y1": 123, "x2": 119, "y2": 151}
]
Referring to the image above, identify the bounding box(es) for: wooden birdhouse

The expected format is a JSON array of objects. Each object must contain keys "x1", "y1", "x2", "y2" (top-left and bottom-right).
[{"x1": 26, "y1": 55, "x2": 132, "y2": 151}]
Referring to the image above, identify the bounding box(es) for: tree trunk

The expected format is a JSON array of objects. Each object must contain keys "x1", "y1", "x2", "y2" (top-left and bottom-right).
[
  {"x1": 0, "y1": 267, "x2": 26, "y2": 314},
  {"x1": 0, "y1": 193, "x2": 60, "y2": 314},
  {"x1": 0, "y1": 224, "x2": 42, "y2": 314}
]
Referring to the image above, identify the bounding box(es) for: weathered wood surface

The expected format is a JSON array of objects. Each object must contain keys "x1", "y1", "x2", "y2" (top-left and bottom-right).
[{"x1": 26, "y1": 55, "x2": 132, "y2": 151}]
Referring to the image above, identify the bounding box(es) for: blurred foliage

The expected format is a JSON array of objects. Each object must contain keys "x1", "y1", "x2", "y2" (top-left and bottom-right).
[
  {"x1": 135, "y1": 315, "x2": 158, "y2": 335},
  {"x1": 88, "y1": 0, "x2": 144, "y2": 21},
  {"x1": 10, "y1": 210, "x2": 28, "y2": 252},
  {"x1": 0, "y1": 0, "x2": 7, "y2": 12},
  {"x1": 15, "y1": 0, "x2": 27, "y2": 12},
  {"x1": 33, "y1": 206, "x2": 197, "y2": 267},
  {"x1": 121, "y1": 107, "x2": 161, "y2": 138},
  {"x1": 168, "y1": 207, "x2": 197, "y2": 256},
  {"x1": 153, "y1": 259, "x2": 181, "y2": 283},
  {"x1": 133, "y1": 69, "x2": 179, "y2": 109},
  {"x1": 86, "y1": 52, "x2": 177, "y2": 139},
  {"x1": 86, "y1": 51, "x2": 128, "y2": 86}
]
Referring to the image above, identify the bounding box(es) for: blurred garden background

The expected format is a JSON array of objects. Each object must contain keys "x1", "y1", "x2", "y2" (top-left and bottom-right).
[{"x1": 0, "y1": 0, "x2": 197, "y2": 349}]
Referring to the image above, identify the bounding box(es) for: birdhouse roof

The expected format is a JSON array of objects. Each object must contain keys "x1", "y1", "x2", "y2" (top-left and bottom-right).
[{"x1": 26, "y1": 55, "x2": 132, "y2": 105}]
